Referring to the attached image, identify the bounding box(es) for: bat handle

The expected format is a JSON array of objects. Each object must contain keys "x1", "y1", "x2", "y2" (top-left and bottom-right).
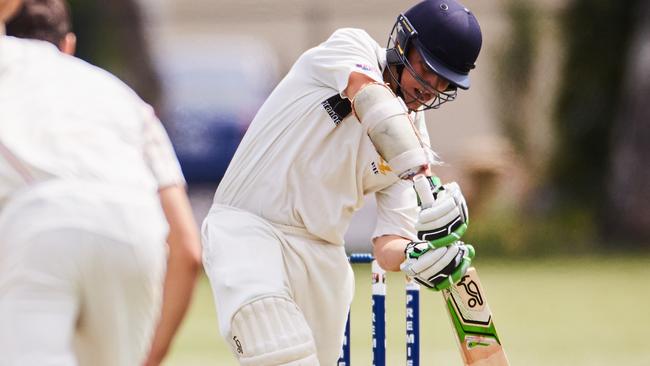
[{"x1": 413, "y1": 174, "x2": 435, "y2": 209}]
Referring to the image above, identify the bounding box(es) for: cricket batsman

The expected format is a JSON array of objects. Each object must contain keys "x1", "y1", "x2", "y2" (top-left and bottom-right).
[{"x1": 202, "y1": 0, "x2": 483, "y2": 364}]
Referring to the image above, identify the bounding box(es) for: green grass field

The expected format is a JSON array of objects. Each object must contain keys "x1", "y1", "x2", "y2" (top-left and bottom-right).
[{"x1": 164, "y1": 255, "x2": 650, "y2": 366}]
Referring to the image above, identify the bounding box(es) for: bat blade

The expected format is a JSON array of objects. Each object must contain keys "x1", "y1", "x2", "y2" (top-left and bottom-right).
[{"x1": 443, "y1": 267, "x2": 509, "y2": 366}]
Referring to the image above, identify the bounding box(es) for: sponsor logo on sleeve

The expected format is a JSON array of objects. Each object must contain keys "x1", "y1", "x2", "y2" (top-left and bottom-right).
[
  {"x1": 378, "y1": 159, "x2": 392, "y2": 174},
  {"x1": 355, "y1": 63, "x2": 377, "y2": 73},
  {"x1": 370, "y1": 158, "x2": 392, "y2": 175},
  {"x1": 321, "y1": 94, "x2": 352, "y2": 126},
  {"x1": 371, "y1": 161, "x2": 379, "y2": 175}
]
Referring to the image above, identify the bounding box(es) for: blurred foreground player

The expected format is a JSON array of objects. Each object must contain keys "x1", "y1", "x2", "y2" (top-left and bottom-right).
[
  {"x1": 7, "y1": 1, "x2": 203, "y2": 364},
  {"x1": 0, "y1": 1, "x2": 201, "y2": 365}
]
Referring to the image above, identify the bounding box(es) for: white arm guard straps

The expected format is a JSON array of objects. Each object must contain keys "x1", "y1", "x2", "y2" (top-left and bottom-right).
[{"x1": 352, "y1": 82, "x2": 431, "y2": 179}]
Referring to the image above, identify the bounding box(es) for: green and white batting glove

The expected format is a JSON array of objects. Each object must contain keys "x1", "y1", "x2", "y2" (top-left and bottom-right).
[
  {"x1": 415, "y1": 176, "x2": 469, "y2": 248},
  {"x1": 400, "y1": 240, "x2": 475, "y2": 291}
]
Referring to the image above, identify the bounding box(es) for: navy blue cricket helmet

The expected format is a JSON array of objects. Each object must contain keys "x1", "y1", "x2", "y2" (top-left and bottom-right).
[{"x1": 386, "y1": 0, "x2": 482, "y2": 108}]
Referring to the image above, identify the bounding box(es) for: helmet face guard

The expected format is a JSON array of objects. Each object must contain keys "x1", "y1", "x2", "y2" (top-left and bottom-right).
[{"x1": 386, "y1": 14, "x2": 457, "y2": 111}]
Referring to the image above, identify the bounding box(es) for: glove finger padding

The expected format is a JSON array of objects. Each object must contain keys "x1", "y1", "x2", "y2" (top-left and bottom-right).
[
  {"x1": 400, "y1": 242, "x2": 475, "y2": 291},
  {"x1": 445, "y1": 182, "x2": 469, "y2": 223},
  {"x1": 433, "y1": 244, "x2": 474, "y2": 291},
  {"x1": 402, "y1": 245, "x2": 450, "y2": 276},
  {"x1": 417, "y1": 200, "x2": 459, "y2": 229},
  {"x1": 415, "y1": 181, "x2": 469, "y2": 248}
]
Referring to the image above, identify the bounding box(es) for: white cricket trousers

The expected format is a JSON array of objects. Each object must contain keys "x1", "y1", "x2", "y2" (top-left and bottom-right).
[
  {"x1": 0, "y1": 180, "x2": 168, "y2": 366},
  {"x1": 202, "y1": 204, "x2": 355, "y2": 365}
]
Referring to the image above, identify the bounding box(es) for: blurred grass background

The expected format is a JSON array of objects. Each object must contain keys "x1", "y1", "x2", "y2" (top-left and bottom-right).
[{"x1": 166, "y1": 255, "x2": 650, "y2": 366}]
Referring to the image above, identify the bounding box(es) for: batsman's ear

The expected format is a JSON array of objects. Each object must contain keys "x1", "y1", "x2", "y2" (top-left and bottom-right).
[{"x1": 59, "y1": 32, "x2": 77, "y2": 55}]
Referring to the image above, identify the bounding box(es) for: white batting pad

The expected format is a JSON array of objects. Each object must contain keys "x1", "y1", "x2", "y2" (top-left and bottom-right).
[{"x1": 230, "y1": 296, "x2": 319, "y2": 366}]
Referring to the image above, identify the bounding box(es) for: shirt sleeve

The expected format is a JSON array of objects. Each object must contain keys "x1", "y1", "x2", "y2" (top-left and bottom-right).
[
  {"x1": 140, "y1": 104, "x2": 186, "y2": 189},
  {"x1": 296, "y1": 28, "x2": 385, "y2": 95},
  {"x1": 372, "y1": 179, "x2": 419, "y2": 241}
]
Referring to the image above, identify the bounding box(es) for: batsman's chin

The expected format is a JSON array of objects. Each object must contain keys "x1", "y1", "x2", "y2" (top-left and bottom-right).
[{"x1": 405, "y1": 100, "x2": 422, "y2": 112}]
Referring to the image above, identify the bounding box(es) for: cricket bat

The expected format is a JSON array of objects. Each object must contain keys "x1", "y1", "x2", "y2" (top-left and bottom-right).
[
  {"x1": 412, "y1": 175, "x2": 509, "y2": 365},
  {"x1": 442, "y1": 267, "x2": 509, "y2": 365}
]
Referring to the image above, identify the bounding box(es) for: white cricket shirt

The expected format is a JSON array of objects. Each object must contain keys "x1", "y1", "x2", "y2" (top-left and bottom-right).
[
  {"x1": 215, "y1": 28, "x2": 431, "y2": 245},
  {"x1": 0, "y1": 36, "x2": 184, "y2": 210}
]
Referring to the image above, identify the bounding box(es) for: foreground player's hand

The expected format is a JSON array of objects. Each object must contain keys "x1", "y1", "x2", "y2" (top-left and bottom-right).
[
  {"x1": 400, "y1": 240, "x2": 474, "y2": 291},
  {"x1": 415, "y1": 177, "x2": 469, "y2": 248}
]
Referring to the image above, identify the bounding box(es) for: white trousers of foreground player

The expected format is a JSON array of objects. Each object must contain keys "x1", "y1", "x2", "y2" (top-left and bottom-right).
[
  {"x1": 202, "y1": 205, "x2": 354, "y2": 365},
  {"x1": 0, "y1": 180, "x2": 168, "y2": 366}
]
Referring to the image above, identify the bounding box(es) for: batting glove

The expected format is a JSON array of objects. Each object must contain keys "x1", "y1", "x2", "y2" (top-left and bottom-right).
[
  {"x1": 400, "y1": 240, "x2": 475, "y2": 291},
  {"x1": 415, "y1": 177, "x2": 469, "y2": 248}
]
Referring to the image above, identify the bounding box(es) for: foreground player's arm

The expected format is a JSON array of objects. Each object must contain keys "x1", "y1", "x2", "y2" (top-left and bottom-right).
[
  {"x1": 143, "y1": 184, "x2": 201, "y2": 366},
  {"x1": 138, "y1": 106, "x2": 201, "y2": 366}
]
